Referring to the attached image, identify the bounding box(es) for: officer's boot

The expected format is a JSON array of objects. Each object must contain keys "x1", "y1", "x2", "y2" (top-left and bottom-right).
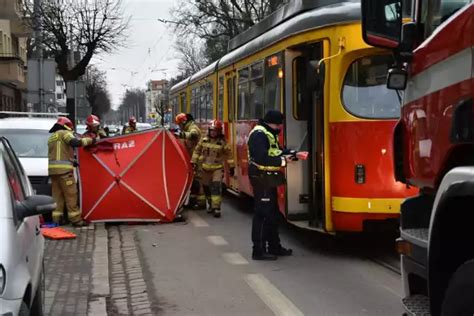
[{"x1": 252, "y1": 244, "x2": 277, "y2": 261}]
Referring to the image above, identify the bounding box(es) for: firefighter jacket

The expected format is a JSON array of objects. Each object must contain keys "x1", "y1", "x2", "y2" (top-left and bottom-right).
[
  {"x1": 123, "y1": 126, "x2": 137, "y2": 135},
  {"x1": 247, "y1": 120, "x2": 289, "y2": 176},
  {"x1": 181, "y1": 121, "x2": 201, "y2": 156},
  {"x1": 48, "y1": 130, "x2": 94, "y2": 175},
  {"x1": 83, "y1": 128, "x2": 107, "y2": 140},
  {"x1": 191, "y1": 136, "x2": 234, "y2": 171}
]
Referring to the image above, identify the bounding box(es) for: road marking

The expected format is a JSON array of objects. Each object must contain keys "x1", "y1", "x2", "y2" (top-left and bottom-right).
[
  {"x1": 222, "y1": 252, "x2": 249, "y2": 265},
  {"x1": 207, "y1": 235, "x2": 229, "y2": 246},
  {"x1": 245, "y1": 273, "x2": 304, "y2": 316},
  {"x1": 189, "y1": 212, "x2": 209, "y2": 227}
]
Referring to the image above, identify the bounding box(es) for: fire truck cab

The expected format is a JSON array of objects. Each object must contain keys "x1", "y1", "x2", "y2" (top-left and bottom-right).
[{"x1": 360, "y1": 0, "x2": 473, "y2": 315}]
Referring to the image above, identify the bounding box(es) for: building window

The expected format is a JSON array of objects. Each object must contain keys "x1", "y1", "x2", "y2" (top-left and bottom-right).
[{"x1": 56, "y1": 93, "x2": 64, "y2": 100}]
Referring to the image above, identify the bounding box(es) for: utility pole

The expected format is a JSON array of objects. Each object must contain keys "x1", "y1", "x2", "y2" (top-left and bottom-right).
[
  {"x1": 66, "y1": 23, "x2": 76, "y2": 125},
  {"x1": 33, "y1": 0, "x2": 44, "y2": 112}
]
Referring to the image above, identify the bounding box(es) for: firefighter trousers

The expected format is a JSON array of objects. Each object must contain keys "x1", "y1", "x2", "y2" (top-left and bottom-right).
[
  {"x1": 199, "y1": 169, "x2": 223, "y2": 210},
  {"x1": 250, "y1": 175, "x2": 282, "y2": 254},
  {"x1": 51, "y1": 172, "x2": 82, "y2": 224},
  {"x1": 189, "y1": 168, "x2": 206, "y2": 208}
]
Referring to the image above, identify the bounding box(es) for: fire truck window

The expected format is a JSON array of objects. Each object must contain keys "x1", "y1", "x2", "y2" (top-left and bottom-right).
[
  {"x1": 422, "y1": 0, "x2": 470, "y2": 39},
  {"x1": 342, "y1": 55, "x2": 401, "y2": 119}
]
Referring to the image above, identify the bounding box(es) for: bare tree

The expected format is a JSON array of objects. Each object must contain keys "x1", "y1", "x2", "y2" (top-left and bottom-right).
[
  {"x1": 119, "y1": 89, "x2": 146, "y2": 123},
  {"x1": 174, "y1": 37, "x2": 208, "y2": 77},
  {"x1": 85, "y1": 65, "x2": 111, "y2": 118},
  {"x1": 28, "y1": 0, "x2": 129, "y2": 81},
  {"x1": 162, "y1": 0, "x2": 287, "y2": 63}
]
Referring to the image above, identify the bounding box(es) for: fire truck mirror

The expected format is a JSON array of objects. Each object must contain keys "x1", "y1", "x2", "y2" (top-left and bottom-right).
[
  {"x1": 387, "y1": 68, "x2": 408, "y2": 90},
  {"x1": 361, "y1": 0, "x2": 403, "y2": 49}
]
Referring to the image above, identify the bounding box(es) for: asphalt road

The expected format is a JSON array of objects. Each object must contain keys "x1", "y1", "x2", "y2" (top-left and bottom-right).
[{"x1": 136, "y1": 197, "x2": 403, "y2": 316}]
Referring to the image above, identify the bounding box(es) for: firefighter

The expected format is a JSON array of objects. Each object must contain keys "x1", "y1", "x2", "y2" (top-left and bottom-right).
[
  {"x1": 192, "y1": 120, "x2": 234, "y2": 218},
  {"x1": 83, "y1": 114, "x2": 107, "y2": 139},
  {"x1": 247, "y1": 110, "x2": 295, "y2": 260},
  {"x1": 174, "y1": 113, "x2": 203, "y2": 209},
  {"x1": 48, "y1": 117, "x2": 95, "y2": 226},
  {"x1": 122, "y1": 116, "x2": 138, "y2": 134}
]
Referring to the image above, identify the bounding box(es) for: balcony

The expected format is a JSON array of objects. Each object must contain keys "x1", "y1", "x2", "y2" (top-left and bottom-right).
[
  {"x1": 0, "y1": 55, "x2": 25, "y2": 85},
  {"x1": 0, "y1": 0, "x2": 23, "y2": 20}
]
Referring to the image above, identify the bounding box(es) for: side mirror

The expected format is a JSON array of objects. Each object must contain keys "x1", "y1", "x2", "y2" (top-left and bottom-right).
[
  {"x1": 16, "y1": 195, "x2": 56, "y2": 220},
  {"x1": 361, "y1": 0, "x2": 403, "y2": 48},
  {"x1": 387, "y1": 68, "x2": 408, "y2": 90}
]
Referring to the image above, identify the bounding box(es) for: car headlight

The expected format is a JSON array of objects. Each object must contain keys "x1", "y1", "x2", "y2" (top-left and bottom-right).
[{"x1": 0, "y1": 265, "x2": 5, "y2": 294}]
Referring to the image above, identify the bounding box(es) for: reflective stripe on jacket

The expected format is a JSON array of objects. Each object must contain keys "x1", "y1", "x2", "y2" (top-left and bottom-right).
[
  {"x1": 248, "y1": 125, "x2": 282, "y2": 171},
  {"x1": 191, "y1": 136, "x2": 234, "y2": 171},
  {"x1": 48, "y1": 130, "x2": 93, "y2": 175}
]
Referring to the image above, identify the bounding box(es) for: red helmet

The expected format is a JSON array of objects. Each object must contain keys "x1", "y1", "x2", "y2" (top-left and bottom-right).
[
  {"x1": 56, "y1": 117, "x2": 73, "y2": 130},
  {"x1": 175, "y1": 113, "x2": 187, "y2": 125},
  {"x1": 209, "y1": 119, "x2": 223, "y2": 131},
  {"x1": 86, "y1": 114, "x2": 100, "y2": 128},
  {"x1": 129, "y1": 116, "x2": 137, "y2": 125}
]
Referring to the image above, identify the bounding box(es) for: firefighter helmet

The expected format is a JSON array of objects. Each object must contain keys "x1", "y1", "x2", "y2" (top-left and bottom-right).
[
  {"x1": 129, "y1": 116, "x2": 137, "y2": 126},
  {"x1": 175, "y1": 113, "x2": 187, "y2": 125},
  {"x1": 56, "y1": 117, "x2": 73, "y2": 130},
  {"x1": 86, "y1": 114, "x2": 100, "y2": 128},
  {"x1": 209, "y1": 119, "x2": 223, "y2": 132}
]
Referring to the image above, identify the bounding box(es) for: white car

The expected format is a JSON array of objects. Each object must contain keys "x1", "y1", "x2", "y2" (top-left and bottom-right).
[
  {"x1": 0, "y1": 116, "x2": 57, "y2": 195},
  {"x1": 76, "y1": 124, "x2": 87, "y2": 135},
  {"x1": 0, "y1": 137, "x2": 56, "y2": 315}
]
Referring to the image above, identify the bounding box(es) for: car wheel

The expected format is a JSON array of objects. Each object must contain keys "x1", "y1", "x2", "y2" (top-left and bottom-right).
[
  {"x1": 18, "y1": 301, "x2": 30, "y2": 316},
  {"x1": 441, "y1": 259, "x2": 474, "y2": 316}
]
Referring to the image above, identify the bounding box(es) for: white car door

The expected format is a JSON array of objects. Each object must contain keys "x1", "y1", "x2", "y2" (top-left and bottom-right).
[{"x1": 2, "y1": 140, "x2": 43, "y2": 303}]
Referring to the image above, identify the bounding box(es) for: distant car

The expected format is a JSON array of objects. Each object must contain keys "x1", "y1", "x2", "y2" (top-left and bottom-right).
[
  {"x1": 0, "y1": 136, "x2": 56, "y2": 315},
  {"x1": 0, "y1": 116, "x2": 57, "y2": 195}
]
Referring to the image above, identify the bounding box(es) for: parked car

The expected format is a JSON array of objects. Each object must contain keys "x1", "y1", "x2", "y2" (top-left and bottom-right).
[
  {"x1": 0, "y1": 137, "x2": 56, "y2": 315},
  {"x1": 0, "y1": 116, "x2": 56, "y2": 195}
]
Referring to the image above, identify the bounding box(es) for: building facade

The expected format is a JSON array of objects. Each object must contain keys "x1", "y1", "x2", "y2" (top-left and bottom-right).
[
  {"x1": 0, "y1": 0, "x2": 30, "y2": 112},
  {"x1": 145, "y1": 79, "x2": 169, "y2": 125}
]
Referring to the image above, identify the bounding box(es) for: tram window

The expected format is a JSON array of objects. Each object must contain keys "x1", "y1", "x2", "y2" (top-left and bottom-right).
[
  {"x1": 205, "y1": 82, "x2": 213, "y2": 122},
  {"x1": 342, "y1": 55, "x2": 401, "y2": 119},
  {"x1": 250, "y1": 62, "x2": 264, "y2": 119},
  {"x1": 191, "y1": 88, "x2": 199, "y2": 120},
  {"x1": 180, "y1": 93, "x2": 186, "y2": 113},
  {"x1": 264, "y1": 53, "x2": 283, "y2": 112},
  {"x1": 218, "y1": 77, "x2": 224, "y2": 120},
  {"x1": 227, "y1": 77, "x2": 235, "y2": 121},
  {"x1": 238, "y1": 67, "x2": 251, "y2": 120}
]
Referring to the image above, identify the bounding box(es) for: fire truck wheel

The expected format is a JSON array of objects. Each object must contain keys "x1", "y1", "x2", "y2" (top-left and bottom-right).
[{"x1": 442, "y1": 259, "x2": 474, "y2": 315}]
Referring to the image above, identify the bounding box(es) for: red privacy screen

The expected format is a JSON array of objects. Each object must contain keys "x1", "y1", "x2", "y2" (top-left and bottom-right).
[{"x1": 78, "y1": 129, "x2": 192, "y2": 223}]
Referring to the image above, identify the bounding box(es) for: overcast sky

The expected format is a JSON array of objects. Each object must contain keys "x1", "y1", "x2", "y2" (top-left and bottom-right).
[{"x1": 92, "y1": 0, "x2": 180, "y2": 109}]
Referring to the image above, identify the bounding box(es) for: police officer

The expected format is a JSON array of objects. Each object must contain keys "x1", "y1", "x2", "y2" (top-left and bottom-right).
[
  {"x1": 248, "y1": 110, "x2": 295, "y2": 260},
  {"x1": 123, "y1": 116, "x2": 138, "y2": 135},
  {"x1": 175, "y1": 113, "x2": 202, "y2": 209},
  {"x1": 48, "y1": 117, "x2": 95, "y2": 226},
  {"x1": 192, "y1": 120, "x2": 234, "y2": 218},
  {"x1": 83, "y1": 114, "x2": 107, "y2": 139}
]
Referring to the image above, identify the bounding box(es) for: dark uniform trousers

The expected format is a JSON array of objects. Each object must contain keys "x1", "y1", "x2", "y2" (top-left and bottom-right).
[{"x1": 250, "y1": 174, "x2": 281, "y2": 253}]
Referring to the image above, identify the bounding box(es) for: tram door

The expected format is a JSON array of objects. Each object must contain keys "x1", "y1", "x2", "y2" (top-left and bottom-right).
[
  {"x1": 285, "y1": 43, "x2": 325, "y2": 229},
  {"x1": 225, "y1": 71, "x2": 239, "y2": 191}
]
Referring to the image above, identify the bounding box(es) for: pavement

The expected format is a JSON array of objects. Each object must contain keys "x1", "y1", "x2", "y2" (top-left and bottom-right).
[{"x1": 43, "y1": 197, "x2": 403, "y2": 315}]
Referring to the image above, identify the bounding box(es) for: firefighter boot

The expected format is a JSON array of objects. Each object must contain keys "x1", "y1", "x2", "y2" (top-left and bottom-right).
[
  {"x1": 52, "y1": 213, "x2": 64, "y2": 226},
  {"x1": 213, "y1": 209, "x2": 221, "y2": 218}
]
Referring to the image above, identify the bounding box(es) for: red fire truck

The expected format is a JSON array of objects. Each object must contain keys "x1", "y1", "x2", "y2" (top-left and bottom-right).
[{"x1": 361, "y1": 0, "x2": 473, "y2": 315}]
